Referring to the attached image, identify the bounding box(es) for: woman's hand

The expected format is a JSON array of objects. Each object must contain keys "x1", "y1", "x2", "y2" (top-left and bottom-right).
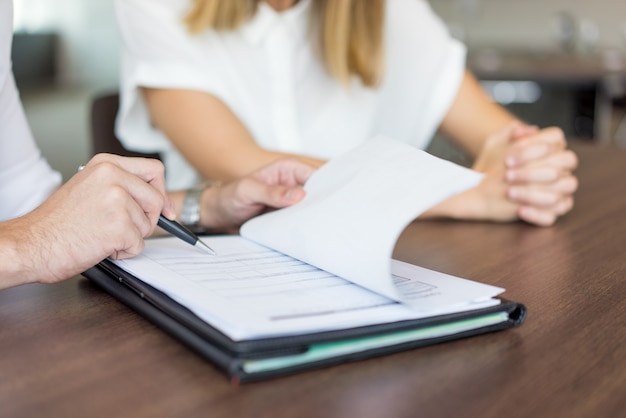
[
  {"x1": 472, "y1": 122, "x2": 578, "y2": 226},
  {"x1": 197, "y1": 159, "x2": 316, "y2": 233},
  {"x1": 424, "y1": 122, "x2": 578, "y2": 226}
]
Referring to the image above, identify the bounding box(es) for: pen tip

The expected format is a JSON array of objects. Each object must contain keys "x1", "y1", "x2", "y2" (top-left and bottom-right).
[{"x1": 195, "y1": 239, "x2": 216, "y2": 256}]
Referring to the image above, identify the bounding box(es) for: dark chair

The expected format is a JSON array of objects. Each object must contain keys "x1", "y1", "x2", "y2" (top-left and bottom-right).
[{"x1": 90, "y1": 93, "x2": 160, "y2": 159}]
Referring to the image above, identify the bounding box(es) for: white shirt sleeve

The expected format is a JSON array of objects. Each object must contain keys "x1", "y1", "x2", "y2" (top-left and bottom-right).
[
  {"x1": 116, "y1": 0, "x2": 229, "y2": 146},
  {"x1": 0, "y1": 0, "x2": 61, "y2": 221},
  {"x1": 116, "y1": 0, "x2": 228, "y2": 189}
]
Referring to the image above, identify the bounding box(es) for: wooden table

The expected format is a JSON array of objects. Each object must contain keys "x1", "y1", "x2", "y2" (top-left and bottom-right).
[{"x1": 2, "y1": 143, "x2": 625, "y2": 418}]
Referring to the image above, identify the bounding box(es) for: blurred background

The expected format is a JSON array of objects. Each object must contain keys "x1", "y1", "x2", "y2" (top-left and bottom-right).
[{"x1": 12, "y1": 0, "x2": 626, "y2": 180}]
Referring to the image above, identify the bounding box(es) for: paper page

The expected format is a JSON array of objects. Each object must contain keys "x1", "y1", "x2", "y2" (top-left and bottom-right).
[
  {"x1": 241, "y1": 135, "x2": 483, "y2": 305},
  {"x1": 114, "y1": 236, "x2": 503, "y2": 341}
]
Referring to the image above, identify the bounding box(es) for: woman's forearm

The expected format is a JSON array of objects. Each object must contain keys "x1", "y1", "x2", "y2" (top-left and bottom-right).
[
  {"x1": 438, "y1": 70, "x2": 519, "y2": 159},
  {"x1": 142, "y1": 87, "x2": 324, "y2": 182}
]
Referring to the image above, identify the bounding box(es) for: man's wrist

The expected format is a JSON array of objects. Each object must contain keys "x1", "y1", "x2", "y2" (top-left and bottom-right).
[{"x1": 0, "y1": 217, "x2": 42, "y2": 288}]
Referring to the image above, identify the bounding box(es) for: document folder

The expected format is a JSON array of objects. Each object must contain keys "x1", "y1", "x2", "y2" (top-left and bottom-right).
[
  {"x1": 84, "y1": 259, "x2": 526, "y2": 383},
  {"x1": 83, "y1": 137, "x2": 527, "y2": 382}
]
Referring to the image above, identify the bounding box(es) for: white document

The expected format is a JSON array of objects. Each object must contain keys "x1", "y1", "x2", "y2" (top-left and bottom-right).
[
  {"x1": 116, "y1": 236, "x2": 503, "y2": 341},
  {"x1": 114, "y1": 136, "x2": 500, "y2": 341},
  {"x1": 241, "y1": 135, "x2": 484, "y2": 304}
]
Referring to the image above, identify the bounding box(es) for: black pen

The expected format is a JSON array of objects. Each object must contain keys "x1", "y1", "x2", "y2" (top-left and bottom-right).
[
  {"x1": 77, "y1": 164, "x2": 215, "y2": 255},
  {"x1": 158, "y1": 215, "x2": 216, "y2": 255}
]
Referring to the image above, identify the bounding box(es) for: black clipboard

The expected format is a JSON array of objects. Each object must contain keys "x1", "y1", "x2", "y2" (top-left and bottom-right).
[{"x1": 83, "y1": 260, "x2": 526, "y2": 383}]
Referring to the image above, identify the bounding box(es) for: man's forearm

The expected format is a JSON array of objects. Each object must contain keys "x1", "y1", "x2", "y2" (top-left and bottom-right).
[{"x1": 0, "y1": 218, "x2": 36, "y2": 289}]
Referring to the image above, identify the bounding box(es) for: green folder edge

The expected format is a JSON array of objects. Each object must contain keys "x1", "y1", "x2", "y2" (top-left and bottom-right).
[{"x1": 242, "y1": 311, "x2": 509, "y2": 373}]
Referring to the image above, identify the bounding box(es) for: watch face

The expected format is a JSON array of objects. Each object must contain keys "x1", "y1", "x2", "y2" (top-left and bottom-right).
[{"x1": 181, "y1": 181, "x2": 218, "y2": 227}]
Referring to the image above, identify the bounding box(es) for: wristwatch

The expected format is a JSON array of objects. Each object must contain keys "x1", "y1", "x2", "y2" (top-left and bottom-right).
[{"x1": 180, "y1": 181, "x2": 217, "y2": 230}]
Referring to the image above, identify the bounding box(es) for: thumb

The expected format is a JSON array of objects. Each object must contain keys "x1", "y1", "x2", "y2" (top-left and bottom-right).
[
  {"x1": 264, "y1": 185, "x2": 307, "y2": 209},
  {"x1": 161, "y1": 195, "x2": 177, "y2": 220},
  {"x1": 473, "y1": 122, "x2": 519, "y2": 172},
  {"x1": 511, "y1": 124, "x2": 539, "y2": 141}
]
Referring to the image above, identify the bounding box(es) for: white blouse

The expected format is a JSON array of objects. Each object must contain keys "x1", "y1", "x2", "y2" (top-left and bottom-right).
[
  {"x1": 0, "y1": 0, "x2": 61, "y2": 221},
  {"x1": 116, "y1": 0, "x2": 466, "y2": 190}
]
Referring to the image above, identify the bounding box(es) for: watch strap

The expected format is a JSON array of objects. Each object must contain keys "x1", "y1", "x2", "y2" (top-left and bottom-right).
[{"x1": 180, "y1": 181, "x2": 217, "y2": 227}]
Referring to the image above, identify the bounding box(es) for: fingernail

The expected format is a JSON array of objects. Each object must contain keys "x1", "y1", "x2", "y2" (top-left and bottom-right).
[
  {"x1": 285, "y1": 188, "x2": 304, "y2": 202},
  {"x1": 284, "y1": 189, "x2": 297, "y2": 200},
  {"x1": 164, "y1": 207, "x2": 176, "y2": 219}
]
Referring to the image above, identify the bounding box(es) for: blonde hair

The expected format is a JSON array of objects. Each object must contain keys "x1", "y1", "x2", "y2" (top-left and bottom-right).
[{"x1": 184, "y1": 0, "x2": 385, "y2": 87}]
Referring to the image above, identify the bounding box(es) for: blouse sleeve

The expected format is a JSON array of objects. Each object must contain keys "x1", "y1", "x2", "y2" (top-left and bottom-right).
[{"x1": 115, "y1": 0, "x2": 229, "y2": 153}]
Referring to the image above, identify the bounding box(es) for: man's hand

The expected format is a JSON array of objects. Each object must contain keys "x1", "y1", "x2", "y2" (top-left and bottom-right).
[{"x1": 8, "y1": 154, "x2": 174, "y2": 286}]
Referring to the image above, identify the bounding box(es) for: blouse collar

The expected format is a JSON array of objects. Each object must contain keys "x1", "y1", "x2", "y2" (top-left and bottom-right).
[{"x1": 241, "y1": 0, "x2": 312, "y2": 47}]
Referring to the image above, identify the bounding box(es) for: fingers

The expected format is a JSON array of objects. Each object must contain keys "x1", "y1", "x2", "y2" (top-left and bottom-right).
[
  {"x1": 190, "y1": 159, "x2": 314, "y2": 233},
  {"x1": 241, "y1": 179, "x2": 307, "y2": 209},
  {"x1": 506, "y1": 127, "x2": 566, "y2": 168},
  {"x1": 81, "y1": 159, "x2": 167, "y2": 236},
  {"x1": 511, "y1": 124, "x2": 539, "y2": 140},
  {"x1": 265, "y1": 185, "x2": 307, "y2": 207},
  {"x1": 508, "y1": 175, "x2": 578, "y2": 205},
  {"x1": 86, "y1": 154, "x2": 165, "y2": 189},
  {"x1": 506, "y1": 150, "x2": 578, "y2": 183},
  {"x1": 248, "y1": 159, "x2": 315, "y2": 208},
  {"x1": 110, "y1": 237, "x2": 146, "y2": 260},
  {"x1": 85, "y1": 154, "x2": 176, "y2": 218},
  {"x1": 506, "y1": 174, "x2": 577, "y2": 226},
  {"x1": 518, "y1": 197, "x2": 574, "y2": 226},
  {"x1": 500, "y1": 127, "x2": 577, "y2": 226},
  {"x1": 98, "y1": 181, "x2": 156, "y2": 259},
  {"x1": 253, "y1": 159, "x2": 316, "y2": 187},
  {"x1": 88, "y1": 179, "x2": 156, "y2": 259},
  {"x1": 472, "y1": 122, "x2": 523, "y2": 173},
  {"x1": 24, "y1": 155, "x2": 172, "y2": 282},
  {"x1": 107, "y1": 215, "x2": 146, "y2": 260},
  {"x1": 284, "y1": 160, "x2": 316, "y2": 186},
  {"x1": 466, "y1": 124, "x2": 576, "y2": 227}
]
